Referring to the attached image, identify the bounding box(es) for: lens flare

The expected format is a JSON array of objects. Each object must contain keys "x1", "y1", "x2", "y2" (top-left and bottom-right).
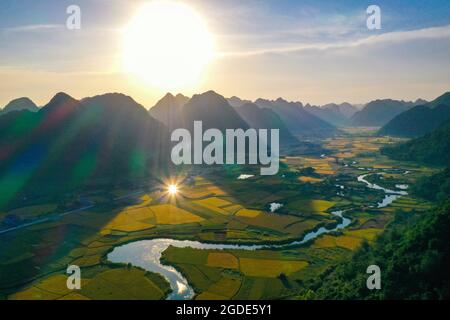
[{"x1": 168, "y1": 184, "x2": 178, "y2": 195}]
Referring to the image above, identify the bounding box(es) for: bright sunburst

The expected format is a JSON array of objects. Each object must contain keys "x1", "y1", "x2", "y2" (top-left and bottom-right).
[
  {"x1": 122, "y1": 1, "x2": 214, "y2": 90},
  {"x1": 168, "y1": 184, "x2": 178, "y2": 195}
]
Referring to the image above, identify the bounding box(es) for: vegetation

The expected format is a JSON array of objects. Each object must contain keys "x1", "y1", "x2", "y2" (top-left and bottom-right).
[
  {"x1": 379, "y1": 92, "x2": 450, "y2": 137},
  {"x1": 0, "y1": 92, "x2": 169, "y2": 209},
  {"x1": 310, "y1": 198, "x2": 450, "y2": 299},
  {"x1": 381, "y1": 119, "x2": 450, "y2": 166},
  {"x1": 0, "y1": 128, "x2": 443, "y2": 300},
  {"x1": 412, "y1": 168, "x2": 450, "y2": 202}
]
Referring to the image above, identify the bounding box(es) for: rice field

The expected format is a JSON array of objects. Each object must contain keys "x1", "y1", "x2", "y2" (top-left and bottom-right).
[
  {"x1": 235, "y1": 209, "x2": 262, "y2": 218},
  {"x1": 298, "y1": 176, "x2": 323, "y2": 183},
  {"x1": 287, "y1": 199, "x2": 336, "y2": 214},
  {"x1": 1, "y1": 129, "x2": 439, "y2": 301},
  {"x1": 150, "y1": 204, "x2": 204, "y2": 225},
  {"x1": 239, "y1": 258, "x2": 309, "y2": 277},
  {"x1": 206, "y1": 252, "x2": 239, "y2": 269}
]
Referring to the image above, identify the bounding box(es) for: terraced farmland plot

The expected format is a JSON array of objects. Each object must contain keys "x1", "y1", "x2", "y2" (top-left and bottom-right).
[
  {"x1": 193, "y1": 197, "x2": 234, "y2": 215},
  {"x1": 102, "y1": 207, "x2": 155, "y2": 232},
  {"x1": 239, "y1": 258, "x2": 309, "y2": 277},
  {"x1": 287, "y1": 199, "x2": 336, "y2": 215},
  {"x1": 206, "y1": 252, "x2": 239, "y2": 269},
  {"x1": 150, "y1": 204, "x2": 204, "y2": 225}
]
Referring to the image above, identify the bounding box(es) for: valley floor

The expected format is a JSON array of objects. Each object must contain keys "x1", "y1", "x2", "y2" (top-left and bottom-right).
[{"x1": 0, "y1": 128, "x2": 437, "y2": 300}]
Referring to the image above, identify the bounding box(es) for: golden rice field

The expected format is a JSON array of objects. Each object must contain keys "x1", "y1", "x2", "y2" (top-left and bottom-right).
[
  {"x1": 193, "y1": 197, "x2": 233, "y2": 215},
  {"x1": 196, "y1": 291, "x2": 228, "y2": 300},
  {"x1": 10, "y1": 274, "x2": 89, "y2": 300},
  {"x1": 239, "y1": 258, "x2": 309, "y2": 277},
  {"x1": 287, "y1": 199, "x2": 336, "y2": 214},
  {"x1": 150, "y1": 204, "x2": 204, "y2": 225},
  {"x1": 234, "y1": 212, "x2": 303, "y2": 234},
  {"x1": 313, "y1": 234, "x2": 363, "y2": 251},
  {"x1": 283, "y1": 156, "x2": 337, "y2": 175},
  {"x1": 207, "y1": 252, "x2": 239, "y2": 269},
  {"x1": 235, "y1": 209, "x2": 261, "y2": 218},
  {"x1": 334, "y1": 152, "x2": 356, "y2": 158},
  {"x1": 1, "y1": 130, "x2": 438, "y2": 301},
  {"x1": 80, "y1": 269, "x2": 166, "y2": 300},
  {"x1": 11, "y1": 267, "x2": 169, "y2": 300},
  {"x1": 343, "y1": 228, "x2": 383, "y2": 242},
  {"x1": 222, "y1": 204, "x2": 243, "y2": 214},
  {"x1": 103, "y1": 208, "x2": 154, "y2": 233},
  {"x1": 203, "y1": 276, "x2": 242, "y2": 298},
  {"x1": 298, "y1": 176, "x2": 323, "y2": 183}
]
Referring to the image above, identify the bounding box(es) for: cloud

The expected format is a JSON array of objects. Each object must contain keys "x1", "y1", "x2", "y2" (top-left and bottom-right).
[
  {"x1": 1, "y1": 24, "x2": 65, "y2": 34},
  {"x1": 219, "y1": 24, "x2": 450, "y2": 57}
]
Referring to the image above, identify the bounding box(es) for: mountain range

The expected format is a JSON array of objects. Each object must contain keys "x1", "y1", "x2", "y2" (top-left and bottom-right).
[
  {"x1": 150, "y1": 91, "x2": 338, "y2": 139},
  {"x1": 304, "y1": 102, "x2": 357, "y2": 126},
  {"x1": 350, "y1": 99, "x2": 425, "y2": 127},
  {"x1": 379, "y1": 92, "x2": 450, "y2": 137},
  {"x1": 227, "y1": 96, "x2": 354, "y2": 132},
  {"x1": 3, "y1": 89, "x2": 448, "y2": 199},
  {"x1": 0, "y1": 92, "x2": 169, "y2": 200},
  {"x1": 234, "y1": 102, "x2": 299, "y2": 147},
  {"x1": 150, "y1": 91, "x2": 322, "y2": 153},
  {"x1": 254, "y1": 98, "x2": 335, "y2": 136},
  {"x1": 1, "y1": 97, "x2": 39, "y2": 114},
  {"x1": 1, "y1": 89, "x2": 338, "y2": 199},
  {"x1": 381, "y1": 117, "x2": 450, "y2": 166},
  {"x1": 149, "y1": 93, "x2": 189, "y2": 132},
  {"x1": 181, "y1": 91, "x2": 249, "y2": 132}
]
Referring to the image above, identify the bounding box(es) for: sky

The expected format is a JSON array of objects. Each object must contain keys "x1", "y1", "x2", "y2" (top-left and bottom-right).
[{"x1": 0, "y1": 0, "x2": 450, "y2": 108}]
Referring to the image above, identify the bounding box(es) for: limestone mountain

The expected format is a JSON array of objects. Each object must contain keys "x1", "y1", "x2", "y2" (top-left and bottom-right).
[
  {"x1": 149, "y1": 93, "x2": 188, "y2": 131},
  {"x1": 234, "y1": 102, "x2": 298, "y2": 146},
  {"x1": 379, "y1": 92, "x2": 450, "y2": 137},
  {"x1": 2, "y1": 97, "x2": 38, "y2": 114},
  {"x1": 350, "y1": 99, "x2": 416, "y2": 127},
  {"x1": 0, "y1": 92, "x2": 169, "y2": 194},
  {"x1": 181, "y1": 91, "x2": 249, "y2": 131},
  {"x1": 255, "y1": 98, "x2": 335, "y2": 136},
  {"x1": 304, "y1": 102, "x2": 356, "y2": 127},
  {"x1": 227, "y1": 96, "x2": 252, "y2": 108}
]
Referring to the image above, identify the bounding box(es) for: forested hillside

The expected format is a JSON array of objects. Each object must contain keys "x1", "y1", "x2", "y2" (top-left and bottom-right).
[
  {"x1": 310, "y1": 119, "x2": 450, "y2": 300},
  {"x1": 380, "y1": 119, "x2": 450, "y2": 166},
  {"x1": 310, "y1": 197, "x2": 450, "y2": 299},
  {"x1": 379, "y1": 92, "x2": 450, "y2": 137}
]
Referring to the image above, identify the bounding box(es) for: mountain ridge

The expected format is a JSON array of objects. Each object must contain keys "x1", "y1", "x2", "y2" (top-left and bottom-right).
[
  {"x1": 379, "y1": 92, "x2": 450, "y2": 137},
  {"x1": 1, "y1": 97, "x2": 39, "y2": 114},
  {"x1": 350, "y1": 99, "x2": 417, "y2": 127}
]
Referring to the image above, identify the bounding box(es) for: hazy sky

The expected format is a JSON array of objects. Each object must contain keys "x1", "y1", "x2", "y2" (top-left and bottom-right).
[{"x1": 1, "y1": 0, "x2": 450, "y2": 107}]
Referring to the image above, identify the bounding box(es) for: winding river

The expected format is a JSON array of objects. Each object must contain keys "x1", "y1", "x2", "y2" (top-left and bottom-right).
[{"x1": 107, "y1": 173, "x2": 408, "y2": 300}]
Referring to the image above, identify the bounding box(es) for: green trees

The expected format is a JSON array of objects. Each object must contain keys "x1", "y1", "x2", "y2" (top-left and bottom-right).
[
  {"x1": 412, "y1": 168, "x2": 450, "y2": 202},
  {"x1": 312, "y1": 199, "x2": 450, "y2": 299},
  {"x1": 381, "y1": 119, "x2": 450, "y2": 166}
]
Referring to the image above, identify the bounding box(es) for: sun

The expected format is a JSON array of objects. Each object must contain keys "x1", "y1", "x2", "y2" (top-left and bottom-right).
[
  {"x1": 122, "y1": 1, "x2": 214, "y2": 90},
  {"x1": 168, "y1": 184, "x2": 178, "y2": 195}
]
